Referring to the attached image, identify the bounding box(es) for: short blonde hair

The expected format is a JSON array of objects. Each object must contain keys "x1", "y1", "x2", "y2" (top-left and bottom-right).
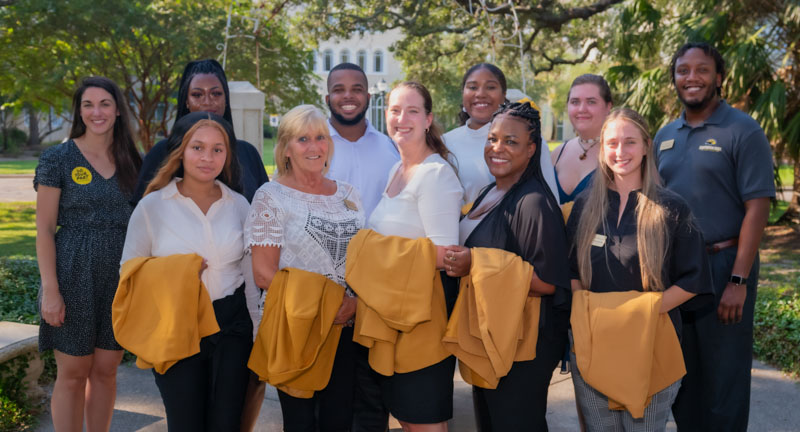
[{"x1": 274, "y1": 105, "x2": 334, "y2": 177}]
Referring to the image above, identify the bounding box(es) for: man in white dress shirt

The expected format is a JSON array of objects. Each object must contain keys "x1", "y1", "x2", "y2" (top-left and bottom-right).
[
  {"x1": 326, "y1": 63, "x2": 399, "y2": 218},
  {"x1": 325, "y1": 62, "x2": 398, "y2": 431}
]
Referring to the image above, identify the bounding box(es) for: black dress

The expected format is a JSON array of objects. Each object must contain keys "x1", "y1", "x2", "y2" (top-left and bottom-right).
[
  {"x1": 35, "y1": 140, "x2": 132, "y2": 355},
  {"x1": 460, "y1": 176, "x2": 571, "y2": 431}
]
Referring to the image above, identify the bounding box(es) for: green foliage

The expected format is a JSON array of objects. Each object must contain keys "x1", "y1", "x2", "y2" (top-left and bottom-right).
[
  {"x1": 0, "y1": 0, "x2": 319, "y2": 149},
  {"x1": 290, "y1": 0, "x2": 625, "y2": 127},
  {"x1": 0, "y1": 256, "x2": 43, "y2": 431},
  {"x1": 754, "y1": 285, "x2": 800, "y2": 376},
  {"x1": 0, "y1": 257, "x2": 40, "y2": 324},
  {"x1": 0, "y1": 354, "x2": 38, "y2": 432}
]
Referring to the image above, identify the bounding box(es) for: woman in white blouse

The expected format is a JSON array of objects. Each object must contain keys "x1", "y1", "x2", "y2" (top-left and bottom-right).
[
  {"x1": 245, "y1": 105, "x2": 365, "y2": 431},
  {"x1": 121, "y1": 112, "x2": 256, "y2": 431},
  {"x1": 366, "y1": 82, "x2": 463, "y2": 432}
]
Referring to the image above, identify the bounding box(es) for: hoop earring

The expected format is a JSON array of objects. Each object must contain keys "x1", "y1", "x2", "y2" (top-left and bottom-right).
[{"x1": 285, "y1": 158, "x2": 290, "y2": 171}]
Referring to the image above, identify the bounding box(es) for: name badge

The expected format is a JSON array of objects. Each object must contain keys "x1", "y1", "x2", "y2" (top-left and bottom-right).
[
  {"x1": 659, "y1": 139, "x2": 674, "y2": 151},
  {"x1": 591, "y1": 234, "x2": 607, "y2": 247}
]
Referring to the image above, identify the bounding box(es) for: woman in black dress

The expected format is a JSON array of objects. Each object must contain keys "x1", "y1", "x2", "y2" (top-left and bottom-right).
[
  {"x1": 444, "y1": 101, "x2": 570, "y2": 431},
  {"x1": 35, "y1": 76, "x2": 142, "y2": 431}
]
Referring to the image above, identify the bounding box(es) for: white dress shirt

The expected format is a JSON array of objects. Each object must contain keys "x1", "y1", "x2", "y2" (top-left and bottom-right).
[
  {"x1": 368, "y1": 153, "x2": 463, "y2": 246},
  {"x1": 121, "y1": 179, "x2": 257, "y2": 306},
  {"x1": 443, "y1": 120, "x2": 559, "y2": 205},
  {"x1": 326, "y1": 119, "x2": 400, "y2": 218}
]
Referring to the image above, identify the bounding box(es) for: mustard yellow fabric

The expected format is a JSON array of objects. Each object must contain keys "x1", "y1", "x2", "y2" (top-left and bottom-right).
[
  {"x1": 248, "y1": 268, "x2": 345, "y2": 399},
  {"x1": 561, "y1": 201, "x2": 574, "y2": 222},
  {"x1": 442, "y1": 248, "x2": 540, "y2": 389},
  {"x1": 346, "y1": 229, "x2": 450, "y2": 376},
  {"x1": 113, "y1": 254, "x2": 220, "y2": 374},
  {"x1": 571, "y1": 290, "x2": 686, "y2": 419}
]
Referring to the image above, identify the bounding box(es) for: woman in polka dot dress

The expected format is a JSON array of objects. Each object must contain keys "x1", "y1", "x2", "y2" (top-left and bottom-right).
[{"x1": 35, "y1": 76, "x2": 142, "y2": 431}]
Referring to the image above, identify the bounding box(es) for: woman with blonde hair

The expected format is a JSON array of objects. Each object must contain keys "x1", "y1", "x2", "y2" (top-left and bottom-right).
[
  {"x1": 121, "y1": 112, "x2": 256, "y2": 431},
  {"x1": 566, "y1": 108, "x2": 712, "y2": 431},
  {"x1": 245, "y1": 104, "x2": 365, "y2": 431}
]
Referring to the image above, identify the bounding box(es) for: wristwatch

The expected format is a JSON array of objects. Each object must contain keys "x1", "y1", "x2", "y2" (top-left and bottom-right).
[{"x1": 729, "y1": 274, "x2": 747, "y2": 285}]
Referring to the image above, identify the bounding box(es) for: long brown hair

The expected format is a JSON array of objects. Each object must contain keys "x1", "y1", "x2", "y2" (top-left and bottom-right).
[
  {"x1": 69, "y1": 77, "x2": 142, "y2": 195},
  {"x1": 388, "y1": 81, "x2": 453, "y2": 167},
  {"x1": 574, "y1": 108, "x2": 668, "y2": 292},
  {"x1": 144, "y1": 119, "x2": 234, "y2": 196}
]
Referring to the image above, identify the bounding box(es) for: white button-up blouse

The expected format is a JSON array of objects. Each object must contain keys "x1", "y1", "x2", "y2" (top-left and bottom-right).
[{"x1": 120, "y1": 178, "x2": 255, "y2": 303}]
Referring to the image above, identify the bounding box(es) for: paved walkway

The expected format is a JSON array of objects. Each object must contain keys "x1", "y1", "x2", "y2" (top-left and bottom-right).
[
  {"x1": 34, "y1": 359, "x2": 800, "y2": 431},
  {"x1": 0, "y1": 175, "x2": 35, "y2": 202}
]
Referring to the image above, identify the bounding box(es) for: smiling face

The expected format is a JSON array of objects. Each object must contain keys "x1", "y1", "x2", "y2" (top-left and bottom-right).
[
  {"x1": 186, "y1": 73, "x2": 226, "y2": 117},
  {"x1": 79, "y1": 87, "x2": 119, "y2": 137},
  {"x1": 602, "y1": 118, "x2": 648, "y2": 183},
  {"x1": 673, "y1": 48, "x2": 722, "y2": 111},
  {"x1": 386, "y1": 86, "x2": 432, "y2": 150},
  {"x1": 326, "y1": 69, "x2": 370, "y2": 126},
  {"x1": 567, "y1": 83, "x2": 612, "y2": 138},
  {"x1": 485, "y1": 113, "x2": 536, "y2": 186},
  {"x1": 182, "y1": 125, "x2": 228, "y2": 184},
  {"x1": 462, "y1": 67, "x2": 505, "y2": 128},
  {"x1": 285, "y1": 128, "x2": 330, "y2": 176}
]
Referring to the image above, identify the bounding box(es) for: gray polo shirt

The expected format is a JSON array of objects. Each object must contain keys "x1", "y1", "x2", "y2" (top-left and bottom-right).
[{"x1": 654, "y1": 100, "x2": 775, "y2": 244}]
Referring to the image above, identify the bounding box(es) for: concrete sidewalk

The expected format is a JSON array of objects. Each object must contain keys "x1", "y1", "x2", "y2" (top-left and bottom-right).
[{"x1": 35, "y1": 359, "x2": 800, "y2": 431}]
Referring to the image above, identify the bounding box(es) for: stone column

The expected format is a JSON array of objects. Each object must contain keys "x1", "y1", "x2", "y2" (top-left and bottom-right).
[{"x1": 229, "y1": 81, "x2": 265, "y2": 156}]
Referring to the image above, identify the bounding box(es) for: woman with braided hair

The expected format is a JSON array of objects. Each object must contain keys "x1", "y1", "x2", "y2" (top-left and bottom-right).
[{"x1": 444, "y1": 101, "x2": 570, "y2": 430}]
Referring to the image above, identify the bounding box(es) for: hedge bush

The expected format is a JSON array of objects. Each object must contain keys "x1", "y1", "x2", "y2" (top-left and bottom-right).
[{"x1": 754, "y1": 286, "x2": 800, "y2": 377}]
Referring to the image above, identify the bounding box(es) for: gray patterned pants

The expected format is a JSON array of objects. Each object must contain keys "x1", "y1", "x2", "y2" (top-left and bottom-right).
[{"x1": 570, "y1": 351, "x2": 681, "y2": 432}]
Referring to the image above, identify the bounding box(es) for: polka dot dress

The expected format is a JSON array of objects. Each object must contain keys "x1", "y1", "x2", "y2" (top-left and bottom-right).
[{"x1": 35, "y1": 140, "x2": 133, "y2": 356}]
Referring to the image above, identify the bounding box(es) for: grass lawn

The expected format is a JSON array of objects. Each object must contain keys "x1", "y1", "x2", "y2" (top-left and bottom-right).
[
  {"x1": 0, "y1": 201, "x2": 36, "y2": 258},
  {"x1": 778, "y1": 164, "x2": 793, "y2": 188},
  {"x1": 262, "y1": 137, "x2": 276, "y2": 177},
  {"x1": 0, "y1": 160, "x2": 37, "y2": 175}
]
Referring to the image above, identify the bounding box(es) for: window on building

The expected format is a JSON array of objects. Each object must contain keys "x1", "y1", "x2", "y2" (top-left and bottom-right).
[
  {"x1": 323, "y1": 49, "x2": 333, "y2": 72},
  {"x1": 357, "y1": 50, "x2": 367, "y2": 71},
  {"x1": 340, "y1": 49, "x2": 350, "y2": 64},
  {"x1": 374, "y1": 50, "x2": 383, "y2": 73}
]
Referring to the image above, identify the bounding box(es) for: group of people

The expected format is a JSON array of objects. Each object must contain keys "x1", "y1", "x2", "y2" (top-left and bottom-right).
[{"x1": 35, "y1": 41, "x2": 774, "y2": 432}]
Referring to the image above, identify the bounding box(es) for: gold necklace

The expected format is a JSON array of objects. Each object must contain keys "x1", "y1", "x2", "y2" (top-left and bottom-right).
[{"x1": 577, "y1": 137, "x2": 600, "y2": 160}]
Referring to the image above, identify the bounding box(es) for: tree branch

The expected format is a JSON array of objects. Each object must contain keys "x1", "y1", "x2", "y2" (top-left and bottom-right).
[{"x1": 534, "y1": 40, "x2": 598, "y2": 74}]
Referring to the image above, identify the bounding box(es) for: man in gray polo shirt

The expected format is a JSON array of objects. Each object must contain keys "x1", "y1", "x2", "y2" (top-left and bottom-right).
[
  {"x1": 325, "y1": 62, "x2": 399, "y2": 432},
  {"x1": 655, "y1": 42, "x2": 775, "y2": 431}
]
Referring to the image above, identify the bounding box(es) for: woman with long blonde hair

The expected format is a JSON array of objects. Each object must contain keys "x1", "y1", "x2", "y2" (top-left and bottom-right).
[
  {"x1": 122, "y1": 112, "x2": 257, "y2": 431},
  {"x1": 565, "y1": 108, "x2": 712, "y2": 431}
]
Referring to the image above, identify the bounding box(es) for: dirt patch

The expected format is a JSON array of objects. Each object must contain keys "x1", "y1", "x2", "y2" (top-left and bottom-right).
[{"x1": 761, "y1": 225, "x2": 800, "y2": 256}]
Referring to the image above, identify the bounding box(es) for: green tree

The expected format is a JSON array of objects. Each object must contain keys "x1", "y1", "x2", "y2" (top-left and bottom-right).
[
  {"x1": 604, "y1": 0, "x2": 800, "y2": 220},
  {"x1": 290, "y1": 0, "x2": 625, "y2": 126},
  {"x1": 0, "y1": 0, "x2": 318, "y2": 150}
]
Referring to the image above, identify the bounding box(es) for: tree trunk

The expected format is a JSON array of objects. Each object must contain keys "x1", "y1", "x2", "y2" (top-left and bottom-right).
[{"x1": 26, "y1": 104, "x2": 40, "y2": 147}]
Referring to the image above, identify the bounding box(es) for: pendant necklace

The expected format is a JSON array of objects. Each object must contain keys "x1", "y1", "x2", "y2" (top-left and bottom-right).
[{"x1": 577, "y1": 137, "x2": 599, "y2": 160}]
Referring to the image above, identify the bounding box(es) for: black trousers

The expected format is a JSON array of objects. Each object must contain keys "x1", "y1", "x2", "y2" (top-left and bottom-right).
[
  {"x1": 351, "y1": 342, "x2": 390, "y2": 432},
  {"x1": 153, "y1": 286, "x2": 253, "y2": 432},
  {"x1": 472, "y1": 316, "x2": 567, "y2": 432},
  {"x1": 672, "y1": 248, "x2": 758, "y2": 432},
  {"x1": 278, "y1": 326, "x2": 357, "y2": 432}
]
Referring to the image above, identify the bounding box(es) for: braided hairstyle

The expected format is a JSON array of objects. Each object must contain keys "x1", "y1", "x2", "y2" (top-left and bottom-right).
[
  {"x1": 176, "y1": 59, "x2": 234, "y2": 123},
  {"x1": 488, "y1": 101, "x2": 559, "y2": 209}
]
